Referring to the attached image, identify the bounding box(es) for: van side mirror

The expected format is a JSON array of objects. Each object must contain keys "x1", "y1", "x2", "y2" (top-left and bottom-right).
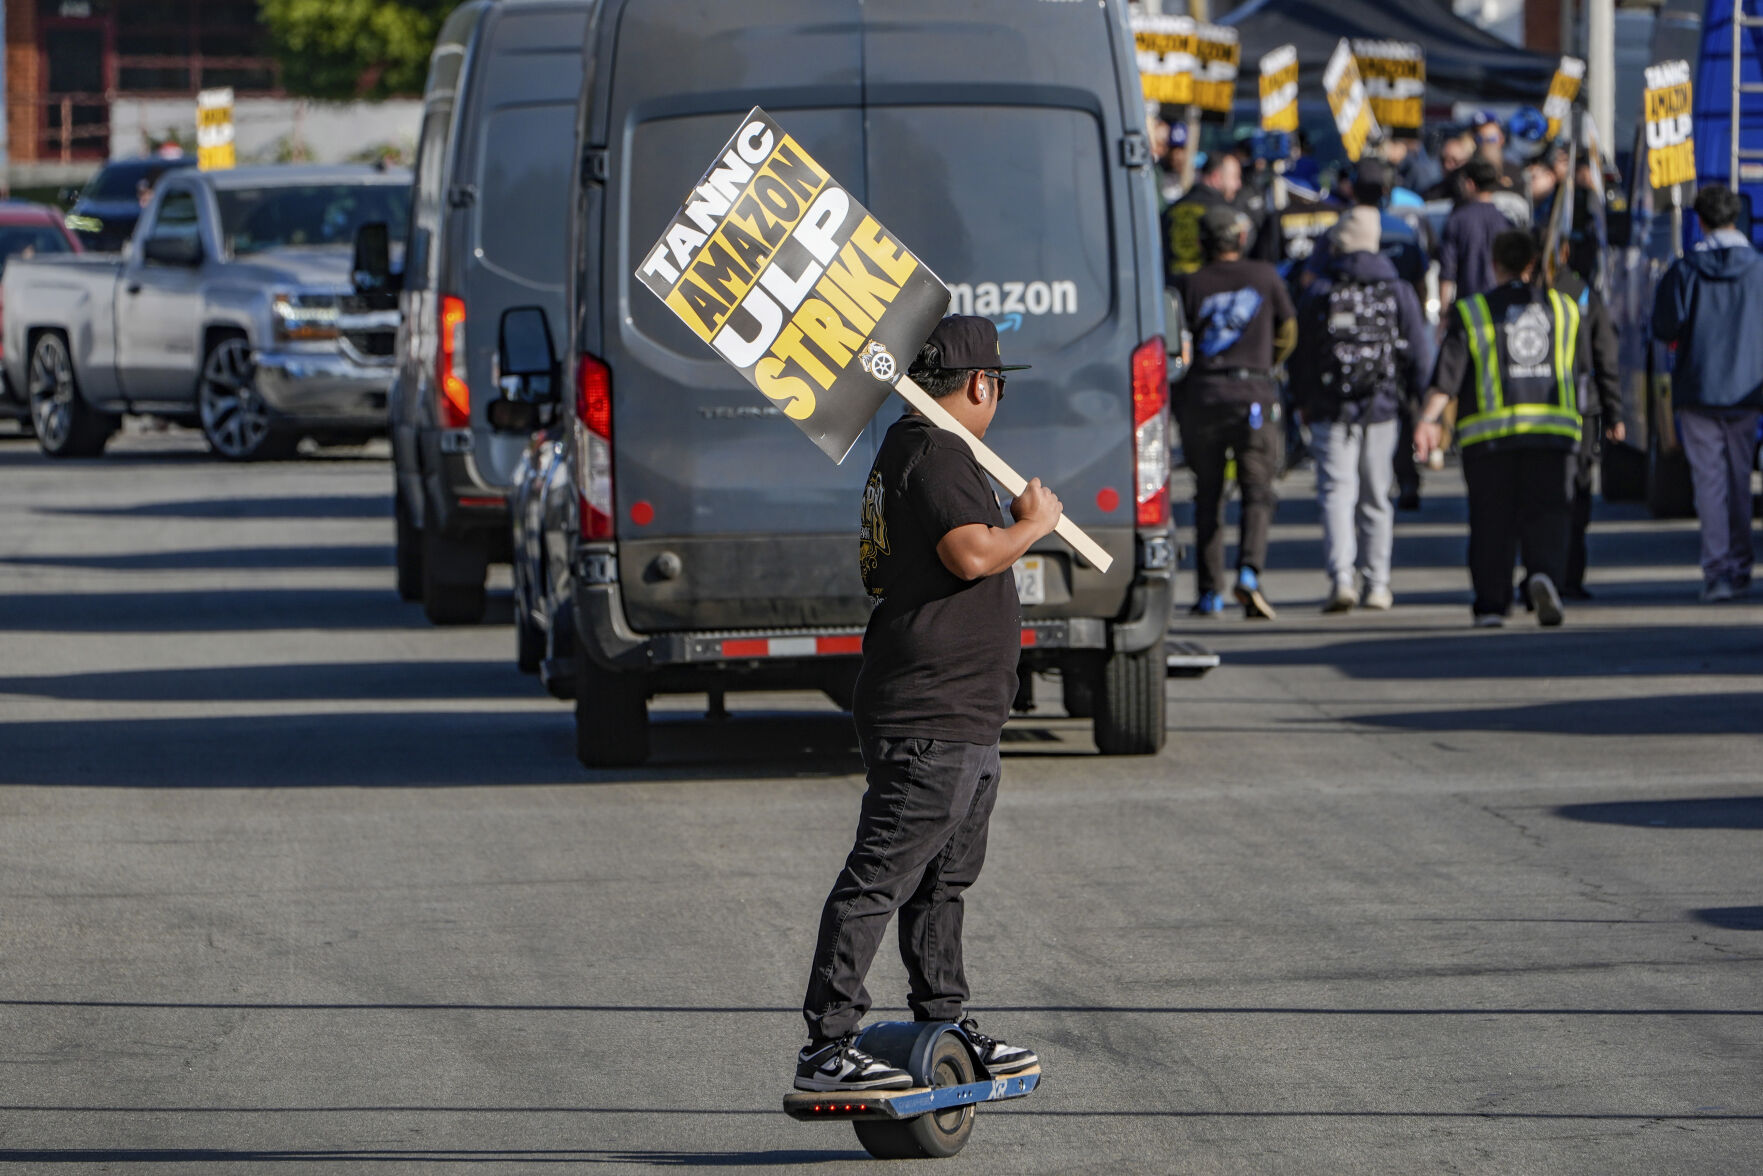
[
  {"x1": 351, "y1": 221, "x2": 400, "y2": 305},
  {"x1": 143, "y1": 234, "x2": 202, "y2": 267},
  {"x1": 490, "y1": 306, "x2": 560, "y2": 431}
]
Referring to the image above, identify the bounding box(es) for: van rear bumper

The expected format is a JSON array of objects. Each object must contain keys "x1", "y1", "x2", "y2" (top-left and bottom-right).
[{"x1": 571, "y1": 550, "x2": 1172, "y2": 674}]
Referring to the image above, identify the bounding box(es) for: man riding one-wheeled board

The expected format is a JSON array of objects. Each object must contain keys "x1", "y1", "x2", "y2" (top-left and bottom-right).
[{"x1": 634, "y1": 111, "x2": 1105, "y2": 1160}]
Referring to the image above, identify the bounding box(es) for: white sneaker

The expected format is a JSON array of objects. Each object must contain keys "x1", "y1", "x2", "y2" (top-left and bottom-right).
[
  {"x1": 1528, "y1": 573, "x2": 1564, "y2": 627},
  {"x1": 1361, "y1": 585, "x2": 1393, "y2": 611},
  {"x1": 1473, "y1": 613, "x2": 1505, "y2": 629},
  {"x1": 1701, "y1": 579, "x2": 1736, "y2": 603},
  {"x1": 1322, "y1": 581, "x2": 1356, "y2": 613}
]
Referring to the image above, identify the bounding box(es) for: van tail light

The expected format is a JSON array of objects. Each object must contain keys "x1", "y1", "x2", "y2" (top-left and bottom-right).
[
  {"x1": 1131, "y1": 336, "x2": 1169, "y2": 527},
  {"x1": 576, "y1": 353, "x2": 614, "y2": 540},
  {"x1": 438, "y1": 295, "x2": 469, "y2": 428}
]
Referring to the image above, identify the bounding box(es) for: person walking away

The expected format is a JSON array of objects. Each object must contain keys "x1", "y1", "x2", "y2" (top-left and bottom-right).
[
  {"x1": 1416, "y1": 231, "x2": 1589, "y2": 627},
  {"x1": 798, "y1": 316, "x2": 1050, "y2": 1093},
  {"x1": 1302, "y1": 159, "x2": 1432, "y2": 509},
  {"x1": 1650, "y1": 184, "x2": 1763, "y2": 602},
  {"x1": 1172, "y1": 204, "x2": 1297, "y2": 619},
  {"x1": 1293, "y1": 207, "x2": 1432, "y2": 612},
  {"x1": 1165, "y1": 151, "x2": 1243, "y2": 281},
  {"x1": 1528, "y1": 242, "x2": 1623, "y2": 599},
  {"x1": 1438, "y1": 159, "x2": 1516, "y2": 311}
]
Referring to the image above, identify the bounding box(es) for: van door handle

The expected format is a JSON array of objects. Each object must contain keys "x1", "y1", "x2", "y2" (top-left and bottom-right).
[{"x1": 126, "y1": 281, "x2": 143, "y2": 294}]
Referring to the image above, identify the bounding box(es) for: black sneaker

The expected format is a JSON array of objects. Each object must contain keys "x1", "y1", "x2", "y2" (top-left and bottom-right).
[
  {"x1": 794, "y1": 1037, "x2": 914, "y2": 1092},
  {"x1": 957, "y1": 1017, "x2": 1038, "y2": 1074}
]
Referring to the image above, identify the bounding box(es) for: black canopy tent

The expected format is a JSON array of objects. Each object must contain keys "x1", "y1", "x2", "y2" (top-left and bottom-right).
[{"x1": 1220, "y1": 0, "x2": 1559, "y2": 112}]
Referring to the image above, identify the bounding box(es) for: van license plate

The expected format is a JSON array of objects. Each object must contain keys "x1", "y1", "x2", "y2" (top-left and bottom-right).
[{"x1": 1013, "y1": 556, "x2": 1045, "y2": 605}]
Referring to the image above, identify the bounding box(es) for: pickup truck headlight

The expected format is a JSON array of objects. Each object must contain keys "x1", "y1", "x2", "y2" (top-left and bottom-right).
[{"x1": 272, "y1": 291, "x2": 340, "y2": 343}]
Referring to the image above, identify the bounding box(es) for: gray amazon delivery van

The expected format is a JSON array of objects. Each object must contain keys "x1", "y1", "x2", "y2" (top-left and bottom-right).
[
  {"x1": 517, "y1": 0, "x2": 1188, "y2": 766},
  {"x1": 388, "y1": 0, "x2": 592, "y2": 624}
]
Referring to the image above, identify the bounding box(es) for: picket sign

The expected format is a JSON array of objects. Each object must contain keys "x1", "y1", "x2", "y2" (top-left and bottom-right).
[
  {"x1": 635, "y1": 106, "x2": 1114, "y2": 574},
  {"x1": 892, "y1": 377, "x2": 1113, "y2": 573}
]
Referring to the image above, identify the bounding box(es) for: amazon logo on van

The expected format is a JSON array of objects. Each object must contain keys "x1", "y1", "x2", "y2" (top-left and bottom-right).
[{"x1": 945, "y1": 281, "x2": 1078, "y2": 327}]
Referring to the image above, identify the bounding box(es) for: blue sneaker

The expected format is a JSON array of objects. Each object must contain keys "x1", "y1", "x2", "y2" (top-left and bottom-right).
[
  {"x1": 1234, "y1": 567, "x2": 1277, "y2": 620},
  {"x1": 1189, "y1": 591, "x2": 1226, "y2": 617}
]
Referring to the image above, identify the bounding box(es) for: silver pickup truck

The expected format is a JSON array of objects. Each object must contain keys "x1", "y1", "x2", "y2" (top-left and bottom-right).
[{"x1": 1, "y1": 164, "x2": 410, "y2": 459}]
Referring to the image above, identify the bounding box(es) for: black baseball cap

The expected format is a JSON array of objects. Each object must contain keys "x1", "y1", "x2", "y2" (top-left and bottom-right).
[{"x1": 916, "y1": 314, "x2": 1031, "y2": 372}]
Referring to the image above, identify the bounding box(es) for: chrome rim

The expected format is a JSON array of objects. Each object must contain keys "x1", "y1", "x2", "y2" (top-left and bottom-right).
[
  {"x1": 28, "y1": 335, "x2": 76, "y2": 451},
  {"x1": 199, "y1": 338, "x2": 271, "y2": 457}
]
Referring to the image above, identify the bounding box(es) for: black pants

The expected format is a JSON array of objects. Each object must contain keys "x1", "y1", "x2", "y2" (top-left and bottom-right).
[
  {"x1": 1183, "y1": 400, "x2": 1281, "y2": 595},
  {"x1": 803, "y1": 736, "x2": 1001, "y2": 1042},
  {"x1": 1394, "y1": 398, "x2": 1421, "y2": 500},
  {"x1": 1463, "y1": 445, "x2": 1574, "y2": 617},
  {"x1": 1522, "y1": 425, "x2": 1597, "y2": 591}
]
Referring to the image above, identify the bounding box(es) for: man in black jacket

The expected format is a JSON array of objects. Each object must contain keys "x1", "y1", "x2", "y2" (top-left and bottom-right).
[{"x1": 1291, "y1": 207, "x2": 1433, "y2": 612}]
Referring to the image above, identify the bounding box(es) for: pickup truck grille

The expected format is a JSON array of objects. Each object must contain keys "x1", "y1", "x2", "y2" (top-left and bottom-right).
[
  {"x1": 344, "y1": 328, "x2": 395, "y2": 359},
  {"x1": 336, "y1": 304, "x2": 399, "y2": 366}
]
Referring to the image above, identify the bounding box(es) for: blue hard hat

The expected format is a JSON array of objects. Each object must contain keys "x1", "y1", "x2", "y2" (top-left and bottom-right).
[{"x1": 1507, "y1": 106, "x2": 1548, "y2": 143}]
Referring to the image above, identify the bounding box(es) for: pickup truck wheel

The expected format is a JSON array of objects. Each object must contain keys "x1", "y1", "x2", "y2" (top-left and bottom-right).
[
  {"x1": 199, "y1": 337, "x2": 292, "y2": 462},
  {"x1": 394, "y1": 489, "x2": 423, "y2": 602},
  {"x1": 575, "y1": 653, "x2": 649, "y2": 768},
  {"x1": 28, "y1": 332, "x2": 116, "y2": 458},
  {"x1": 1092, "y1": 636, "x2": 1168, "y2": 756}
]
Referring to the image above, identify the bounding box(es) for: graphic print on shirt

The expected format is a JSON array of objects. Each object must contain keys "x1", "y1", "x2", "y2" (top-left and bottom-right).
[
  {"x1": 858, "y1": 467, "x2": 889, "y2": 597},
  {"x1": 1505, "y1": 302, "x2": 1552, "y2": 378},
  {"x1": 1196, "y1": 287, "x2": 1266, "y2": 358}
]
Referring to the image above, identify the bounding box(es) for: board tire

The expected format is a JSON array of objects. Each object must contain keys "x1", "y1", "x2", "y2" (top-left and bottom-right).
[
  {"x1": 852, "y1": 1032, "x2": 976, "y2": 1159},
  {"x1": 1093, "y1": 636, "x2": 1167, "y2": 755}
]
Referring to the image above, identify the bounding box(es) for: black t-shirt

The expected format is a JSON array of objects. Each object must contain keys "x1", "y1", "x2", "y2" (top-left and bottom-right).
[
  {"x1": 853, "y1": 414, "x2": 1021, "y2": 744},
  {"x1": 1172, "y1": 258, "x2": 1296, "y2": 407}
]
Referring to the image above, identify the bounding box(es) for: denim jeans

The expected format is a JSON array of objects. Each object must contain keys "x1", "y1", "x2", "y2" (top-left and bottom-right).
[
  {"x1": 802, "y1": 736, "x2": 1001, "y2": 1042},
  {"x1": 1677, "y1": 408, "x2": 1760, "y2": 585}
]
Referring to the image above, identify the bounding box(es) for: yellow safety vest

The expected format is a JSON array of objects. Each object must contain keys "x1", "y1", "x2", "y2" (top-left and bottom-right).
[{"x1": 1455, "y1": 289, "x2": 1582, "y2": 448}]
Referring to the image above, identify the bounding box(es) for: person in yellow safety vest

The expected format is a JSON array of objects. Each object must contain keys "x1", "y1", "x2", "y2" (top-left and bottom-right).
[{"x1": 1414, "y1": 229, "x2": 1591, "y2": 629}]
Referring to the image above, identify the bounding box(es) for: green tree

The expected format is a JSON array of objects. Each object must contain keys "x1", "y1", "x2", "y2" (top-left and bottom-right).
[{"x1": 259, "y1": 0, "x2": 458, "y2": 101}]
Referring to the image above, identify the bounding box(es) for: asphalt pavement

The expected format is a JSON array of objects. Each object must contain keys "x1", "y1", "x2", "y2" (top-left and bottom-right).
[{"x1": 0, "y1": 424, "x2": 1758, "y2": 1174}]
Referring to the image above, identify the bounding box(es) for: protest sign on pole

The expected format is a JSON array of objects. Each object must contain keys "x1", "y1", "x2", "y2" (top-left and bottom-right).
[
  {"x1": 635, "y1": 107, "x2": 1114, "y2": 573},
  {"x1": 1543, "y1": 56, "x2": 1586, "y2": 142},
  {"x1": 1323, "y1": 39, "x2": 1379, "y2": 162},
  {"x1": 196, "y1": 88, "x2": 236, "y2": 171},
  {"x1": 1259, "y1": 45, "x2": 1299, "y2": 133},
  {"x1": 1643, "y1": 59, "x2": 1696, "y2": 191},
  {"x1": 1193, "y1": 24, "x2": 1240, "y2": 115},
  {"x1": 1351, "y1": 40, "x2": 1425, "y2": 133},
  {"x1": 1131, "y1": 14, "x2": 1198, "y2": 106}
]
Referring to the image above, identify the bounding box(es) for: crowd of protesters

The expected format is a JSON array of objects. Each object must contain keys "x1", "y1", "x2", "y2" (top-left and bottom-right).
[{"x1": 1154, "y1": 112, "x2": 1763, "y2": 625}]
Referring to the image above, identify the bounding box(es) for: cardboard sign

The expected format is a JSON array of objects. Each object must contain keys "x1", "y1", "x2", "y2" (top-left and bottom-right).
[
  {"x1": 1644, "y1": 59, "x2": 1696, "y2": 190},
  {"x1": 1132, "y1": 14, "x2": 1198, "y2": 106},
  {"x1": 1351, "y1": 40, "x2": 1425, "y2": 132},
  {"x1": 196, "y1": 87, "x2": 236, "y2": 172},
  {"x1": 1193, "y1": 25, "x2": 1241, "y2": 115},
  {"x1": 1323, "y1": 39, "x2": 1380, "y2": 163},
  {"x1": 636, "y1": 109, "x2": 949, "y2": 463},
  {"x1": 1543, "y1": 56, "x2": 1586, "y2": 142},
  {"x1": 1259, "y1": 45, "x2": 1299, "y2": 134},
  {"x1": 636, "y1": 107, "x2": 1114, "y2": 573}
]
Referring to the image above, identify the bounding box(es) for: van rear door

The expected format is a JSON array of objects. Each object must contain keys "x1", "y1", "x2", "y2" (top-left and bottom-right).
[
  {"x1": 601, "y1": 2, "x2": 871, "y2": 632},
  {"x1": 456, "y1": 3, "x2": 589, "y2": 491},
  {"x1": 860, "y1": 0, "x2": 1151, "y2": 616}
]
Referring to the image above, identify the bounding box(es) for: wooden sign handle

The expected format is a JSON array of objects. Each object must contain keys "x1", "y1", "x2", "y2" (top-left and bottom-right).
[{"x1": 893, "y1": 376, "x2": 1115, "y2": 575}]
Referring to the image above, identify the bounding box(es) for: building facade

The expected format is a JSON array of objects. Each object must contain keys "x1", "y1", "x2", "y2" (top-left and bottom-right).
[{"x1": 6, "y1": 0, "x2": 280, "y2": 163}]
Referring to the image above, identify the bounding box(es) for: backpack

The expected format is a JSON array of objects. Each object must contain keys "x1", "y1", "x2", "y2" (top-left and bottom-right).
[{"x1": 1319, "y1": 279, "x2": 1403, "y2": 402}]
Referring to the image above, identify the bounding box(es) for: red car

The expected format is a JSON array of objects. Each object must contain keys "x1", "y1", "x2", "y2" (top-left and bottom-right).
[{"x1": 0, "y1": 202, "x2": 81, "y2": 425}]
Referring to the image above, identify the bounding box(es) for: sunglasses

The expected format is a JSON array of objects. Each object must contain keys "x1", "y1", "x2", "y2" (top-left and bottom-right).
[{"x1": 983, "y1": 370, "x2": 1007, "y2": 402}]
